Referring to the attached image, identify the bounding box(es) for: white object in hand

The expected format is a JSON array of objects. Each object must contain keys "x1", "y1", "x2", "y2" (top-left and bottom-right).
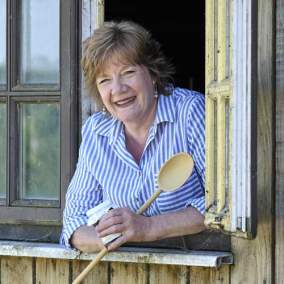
[
  {"x1": 101, "y1": 233, "x2": 122, "y2": 245},
  {"x1": 86, "y1": 200, "x2": 122, "y2": 245},
  {"x1": 86, "y1": 199, "x2": 114, "y2": 225}
]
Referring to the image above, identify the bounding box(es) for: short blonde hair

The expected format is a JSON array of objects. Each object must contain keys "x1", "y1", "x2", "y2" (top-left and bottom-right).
[{"x1": 81, "y1": 21, "x2": 175, "y2": 110}]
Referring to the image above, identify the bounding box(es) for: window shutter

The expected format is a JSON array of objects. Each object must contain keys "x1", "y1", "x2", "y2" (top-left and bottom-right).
[
  {"x1": 81, "y1": 0, "x2": 105, "y2": 123},
  {"x1": 205, "y1": 0, "x2": 256, "y2": 238}
]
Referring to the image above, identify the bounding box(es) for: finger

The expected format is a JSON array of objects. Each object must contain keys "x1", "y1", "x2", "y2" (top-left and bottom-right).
[
  {"x1": 100, "y1": 208, "x2": 124, "y2": 222},
  {"x1": 96, "y1": 215, "x2": 123, "y2": 232},
  {"x1": 107, "y1": 234, "x2": 127, "y2": 251},
  {"x1": 104, "y1": 207, "x2": 132, "y2": 220},
  {"x1": 97, "y1": 223, "x2": 124, "y2": 238}
]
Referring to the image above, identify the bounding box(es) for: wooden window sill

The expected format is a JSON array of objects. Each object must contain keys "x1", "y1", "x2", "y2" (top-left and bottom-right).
[{"x1": 0, "y1": 241, "x2": 233, "y2": 268}]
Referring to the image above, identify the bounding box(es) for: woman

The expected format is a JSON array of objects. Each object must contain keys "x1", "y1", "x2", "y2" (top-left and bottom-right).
[{"x1": 61, "y1": 21, "x2": 206, "y2": 252}]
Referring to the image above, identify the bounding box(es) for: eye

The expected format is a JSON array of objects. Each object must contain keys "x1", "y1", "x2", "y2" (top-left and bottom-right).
[
  {"x1": 123, "y1": 69, "x2": 135, "y2": 75},
  {"x1": 97, "y1": 78, "x2": 109, "y2": 85}
]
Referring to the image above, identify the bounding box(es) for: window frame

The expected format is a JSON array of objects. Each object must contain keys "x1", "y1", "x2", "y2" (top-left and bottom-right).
[
  {"x1": 0, "y1": 0, "x2": 7, "y2": 89},
  {"x1": 83, "y1": 0, "x2": 257, "y2": 242},
  {"x1": 78, "y1": 0, "x2": 232, "y2": 252},
  {"x1": 0, "y1": 0, "x2": 79, "y2": 241},
  {"x1": 204, "y1": 0, "x2": 257, "y2": 238},
  {"x1": 0, "y1": 97, "x2": 7, "y2": 204},
  {"x1": 10, "y1": 0, "x2": 60, "y2": 91},
  {"x1": 0, "y1": 0, "x2": 256, "y2": 245}
]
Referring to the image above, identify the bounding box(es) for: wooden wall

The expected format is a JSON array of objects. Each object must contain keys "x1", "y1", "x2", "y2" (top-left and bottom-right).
[
  {"x1": 230, "y1": 0, "x2": 284, "y2": 283},
  {"x1": 1, "y1": 1, "x2": 284, "y2": 284},
  {"x1": 276, "y1": 0, "x2": 284, "y2": 283},
  {"x1": 0, "y1": 256, "x2": 230, "y2": 284},
  {"x1": 230, "y1": 1, "x2": 275, "y2": 284}
]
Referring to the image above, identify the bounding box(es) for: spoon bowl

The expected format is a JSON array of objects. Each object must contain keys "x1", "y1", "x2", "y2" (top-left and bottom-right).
[
  {"x1": 136, "y1": 152, "x2": 194, "y2": 215},
  {"x1": 158, "y1": 152, "x2": 194, "y2": 192}
]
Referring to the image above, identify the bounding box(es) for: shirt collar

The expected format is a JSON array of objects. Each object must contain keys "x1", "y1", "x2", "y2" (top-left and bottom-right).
[
  {"x1": 92, "y1": 115, "x2": 123, "y2": 144},
  {"x1": 154, "y1": 94, "x2": 176, "y2": 125}
]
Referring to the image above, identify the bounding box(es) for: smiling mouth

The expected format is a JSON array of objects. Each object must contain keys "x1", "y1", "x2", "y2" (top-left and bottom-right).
[{"x1": 114, "y1": 97, "x2": 136, "y2": 107}]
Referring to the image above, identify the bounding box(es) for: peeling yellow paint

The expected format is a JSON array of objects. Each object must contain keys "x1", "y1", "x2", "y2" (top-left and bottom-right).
[{"x1": 205, "y1": 0, "x2": 233, "y2": 231}]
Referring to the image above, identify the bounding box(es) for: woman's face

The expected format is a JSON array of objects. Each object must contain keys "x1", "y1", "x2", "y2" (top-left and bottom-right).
[{"x1": 96, "y1": 60, "x2": 157, "y2": 127}]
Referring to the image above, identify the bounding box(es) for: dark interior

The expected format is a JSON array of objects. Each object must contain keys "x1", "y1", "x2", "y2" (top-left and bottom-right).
[{"x1": 105, "y1": 1, "x2": 205, "y2": 93}]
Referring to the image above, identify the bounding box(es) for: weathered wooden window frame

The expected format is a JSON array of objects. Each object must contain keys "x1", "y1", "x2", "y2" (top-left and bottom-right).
[
  {"x1": 205, "y1": 0, "x2": 257, "y2": 238},
  {"x1": 0, "y1": 0, "x2": 234, "y2": 260},
  {"x1": 0, "y1": 240, "x2": 233, "y2": 268},
  {"x1": 80, "y1": 0, "x2": 104, "y2": 123},
  {"x1": 0, "y1": 0, "x2": 255, "y2": 266},
  {"x1": 81, "y1": 1, "x2": 256, "y2": 242},
  {"x1": 0, "y1": 0, "x2": 79, "y2": 242}
]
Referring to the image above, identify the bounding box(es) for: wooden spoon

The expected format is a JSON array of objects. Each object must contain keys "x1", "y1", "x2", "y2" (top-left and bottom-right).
[
  {"x1": 137, "y1": 152, "x2": 194, "y2": 214},
  {"x1": 72, "y1": 152, "x2": 194, "y2": 284}
]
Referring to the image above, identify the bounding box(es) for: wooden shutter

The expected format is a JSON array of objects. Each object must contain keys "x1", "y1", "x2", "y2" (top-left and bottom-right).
[
  {"x1": 81, "y1": 0, "x2": 104, "y2": 123},
  {"x1": 205, "y1": 0, "x2": 256, "y2": 238}
]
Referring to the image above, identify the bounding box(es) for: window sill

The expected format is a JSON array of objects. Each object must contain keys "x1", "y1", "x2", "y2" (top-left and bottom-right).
[{"x1": 0, "y1": 241, "x2": 233, "y2": 268}]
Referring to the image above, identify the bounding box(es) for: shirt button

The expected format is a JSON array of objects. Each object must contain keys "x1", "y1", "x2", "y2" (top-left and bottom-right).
[{"x1": 136, "y1": 197, "x2": 140, "y2": 205}]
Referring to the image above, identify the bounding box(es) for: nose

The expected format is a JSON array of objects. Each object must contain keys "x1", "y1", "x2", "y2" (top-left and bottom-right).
[{"x1": 111, "y1": 78, "x2": 127, "y2": 96}]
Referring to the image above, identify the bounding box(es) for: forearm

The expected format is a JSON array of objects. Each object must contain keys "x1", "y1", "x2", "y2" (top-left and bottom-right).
[
  {"x1": 147, "y1": 207, "x2": 205, "y2": 242},
  {"x1": 70, "y1": 225, "x2": 104, "y2": 252}
]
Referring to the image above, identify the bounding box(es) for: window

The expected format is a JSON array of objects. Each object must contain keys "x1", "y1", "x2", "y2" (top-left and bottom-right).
[
  {"x1": 0, "y1": 0, "x2": 256, "y2": 246},
  {"x1": 92, "y1": 0, "x2": 257, "y2": 245},
  {"x1": 0, "y1": 0, "x2": 6, "y2": 87},
  {"x1": 101, "y1": 1, "x2": 229, "y2": 251},
  {"x1": 205, "y1": 0, "x2": 257, "y2": 238},
  {"x1": 0, "y1": 0, "x2": 78, "y2": 242},
  {"x1": 0, "y1": 102, "x2": 6, "y2": 199}
]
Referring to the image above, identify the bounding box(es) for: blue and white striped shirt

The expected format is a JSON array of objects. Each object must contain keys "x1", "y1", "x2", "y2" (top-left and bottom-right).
[{"x1": 61, "y1": 87, "x2": 205, "y2": 247}]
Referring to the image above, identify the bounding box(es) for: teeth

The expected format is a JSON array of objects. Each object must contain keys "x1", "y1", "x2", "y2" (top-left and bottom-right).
[{"x1": 116, "y1": 97, "x2": 135, "y2": 106}]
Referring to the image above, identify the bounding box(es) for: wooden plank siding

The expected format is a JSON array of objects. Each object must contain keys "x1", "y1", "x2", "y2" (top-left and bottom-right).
[
  {"x1": 231, "y1": 0, "x2": 275, "y2": 283},
  {"x1": 1, "y1": 257, "x2": 33, "y2": 284},
  {"x1": 0, "y1": 256, "x2": 233, "y2": 284},
  {"x1": 276, "y1": 0, "x2": 284, "y2": 283},
  {"x1": 35, "y1": 259, "x2": 70, "y2": 284},
  {"x1": 72, "y1": 260, "x2": 108, "y2": 283},
  {"x1": 2, "y1": 1, "x2": 284, "y2": 284},
  {"x1": 111, "y1": 263, "x2": 148, "y2": 284},
  {"x1": 149, "y1": 264, "x2": 187, "y2": 284}
]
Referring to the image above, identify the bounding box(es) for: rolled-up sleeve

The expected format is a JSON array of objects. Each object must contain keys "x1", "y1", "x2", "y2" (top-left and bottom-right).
[{"x1": 60, "y1": 157, "x2": 102, "y2": 248}]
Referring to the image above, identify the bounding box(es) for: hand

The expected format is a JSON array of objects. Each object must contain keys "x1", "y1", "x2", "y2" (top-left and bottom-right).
[
  {"x1": 95, "y1": 207, "x2": 151, "y2": 251},
  {"x1": 70, "y1": 225, "x2": 105, "y2": 253}
]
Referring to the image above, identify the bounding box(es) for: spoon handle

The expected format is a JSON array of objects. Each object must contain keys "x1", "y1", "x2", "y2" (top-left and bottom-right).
[
  {"x1": 136, "y1": 188, "x2": 162, "y2": 215},
  {"x1": 72, "y1": 247, "x2": 108, "y2": 284},
  {"x1": 72, "y1": 188, "x2": 163, "y2": 284}
]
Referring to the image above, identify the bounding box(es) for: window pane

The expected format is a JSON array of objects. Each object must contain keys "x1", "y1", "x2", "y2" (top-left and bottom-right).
[
  {"x1": 20, "y1": 0, "x2": 59, "y2": 85},
  {"x1": 19, "y1": 103, "x2": 60, "y2": 200},
  {"x1": 0, "y1": 103, "x2": 6, "y2": 198},
  {"x1": 0, "y1": 0, "x2": 6, "y2": 85}
]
